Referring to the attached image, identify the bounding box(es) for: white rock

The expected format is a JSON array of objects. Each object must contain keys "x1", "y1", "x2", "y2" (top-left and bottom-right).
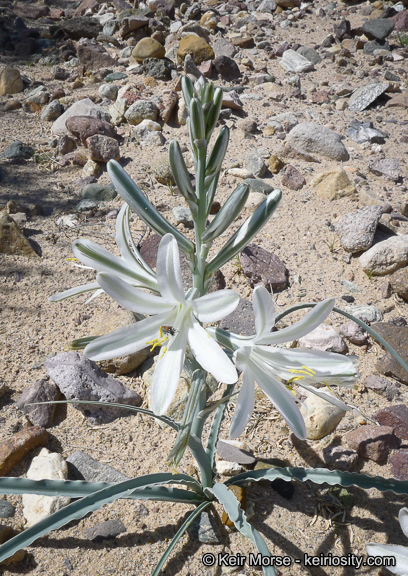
[
  {"x1": 51, "y1": 98, "x2": 111, "y2": 136},
  {"x1": 138, "y1": 119, "x2": 161, "y2": 131},
  {"x1": 23, "y1": 449, "x2": 70, "y2": 527},
  {"x1": 300, "y1": 392, "x2": 346, "y2": 440},
  {"x1": 280, "y1": 49, "x2": 314, "y2": 73},
  {"x1": 215, "y1": 460, "x2": 245, "y2": 476},
  {"x1": 344, "y1": 304, "x2": 383, "y2": 323},
  {"x1": 359, "y1": 235, "x2": 408, "y2": 276},
  {"x1": 298, "y1": 325, "x2": 348, "y2": 353},
  {"x1": 227, "y1": 168, "x2": 254, "y2": 179},
  {"x1": 177, "y1": 98, "x2": 188, "y2": 125},
  {"x1": 287, "y1": 122, "x2": 349, "y2": 161}
]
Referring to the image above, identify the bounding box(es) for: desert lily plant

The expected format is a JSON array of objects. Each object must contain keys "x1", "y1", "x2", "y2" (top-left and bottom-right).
[
  {"x1": 367, "y1": 507, "x2": 408, "y2": 574},
  {"x1": 2, "y1": 77, "x2": 408, "y2": 576}
]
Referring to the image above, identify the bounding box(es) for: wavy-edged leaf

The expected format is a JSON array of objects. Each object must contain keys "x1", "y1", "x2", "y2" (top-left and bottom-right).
[
  {"x1": 207, "y1": 483, "x2": 275, "y2": 576},
  {"x1": 152, "y1": 501, "x2": 211, "y2": 576},
  {"x1": 206, "y1": 189, "x2": 282, "y2": 275},
  {"x1": 169, "y1": 140, "x2": 197, "y2": 206},
  {"x1": 202, "y1": 183, "x2": 249, "y2": 243},
  {"x1": 226, "y1": 467, "x2": 408, "y2": 494},
  {"x1": 107, "y1": 160, "x2": 194, "y2": 256},
  {"x1": 49, "y1": 282, "x2": 100, "y2": 302}
]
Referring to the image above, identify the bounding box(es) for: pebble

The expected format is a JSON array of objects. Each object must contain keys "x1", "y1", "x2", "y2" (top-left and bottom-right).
[
  {"x1": 17, "y1": 379, "x2": 60, "y2": 428},
  {"x1": 86, "y1": 134, "x2": 120, "y2": 162},
  {"x1": 280, "y1": 49, "x2": 314, "y2": 72},
  {"x1": 83, "y1": 520, "x2": 127, "y2": 542},
  {"x1": 81, "y1": 183, "x2": 117, "y2": 201},
  {"x1": 245, "y1": 150, "x2": 267, "y2": 178},
  {"x1": 98, "y1": 83, "x2": 119, "y2": 100},
  {"x1": 348, "y1": 83, "x2": 389, "y2": 112},
  {"x1": 0, "y1": 501, "x2": 15, "y2": 519},
  {"x1": 298, "y1": 325, "x2": 348, "y2": 353},
  {"x1": 339, "y1": 321, "x2": 368, "y2": 346},
  {"x1": 217, "y1": 440, "x2": 256, "y2": 465},
  {"x1": 365, "y1": 375, "x2": 400, "y2": 400},
  {"x1": 51, "y1": 98, "x2": 111, "y2": 136},
  {"x1": 40, "y1": 100, "x2": 64, "y2": 122},
  {"x1": 0, "y1": 426, "x2": 48, "y2": 476},
  {"x1": 389, "y1": 450, "x2": 408, "y2": 480},
  {"x1": 172, "y1": 206, "x2": 193, "y2": 227},
  {"x1": 322, "y1": 445, "x2": 359, "y2": 471},
  {"x1": 389, "y1": 267, "x2": 408, "y2": 300},
  {"x1": 240, "y1": 243, "x2": 289, "y2": 292},
  {"x1": 66, "y1": 451, "x2": 129, "y2": 483},
  {"x1": 281, "y1": 164, "x2": 306, "y2": 190},
  {"x1": 187, "y1": 511, "x2": 222, "y2": 544},
  {"x1": 287, "y1": 123, "x2": 349, "y2": 161},
  {"x1": 335, "y1": 206, "x2": 382, "y2": 253},
  {"x1": 359, "y1": 235, "x2": 408, "y2": 276},
  {"x1": 372, "y1": 323, "x2": 408, "y2": 385},
  {"x1": 344, "y1": 425, "x2": 399, "y2": 463},
  {"x1": 376, "y1": 405, "x2": 408, "y2": 441},
  {"x1": 300, "y1": 392, "x2": 346, "y2": 440},
  {"x1": 346, "y1": 120, "x2": 387, "y2": 145},
  {"x1": 125, "y1": 100, "x2": 159, "y2": 125}
]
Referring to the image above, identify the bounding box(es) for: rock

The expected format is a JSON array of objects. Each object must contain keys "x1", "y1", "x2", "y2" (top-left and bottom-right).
[
  {"x1": 132, "y1": 38, "x2": 165, "y2": 61},
  {"x1": 0, "y1": 212, "x2": 38, "y2": 258},
  {"x1": 344, "y1": 425, "x2": 399, "y2": 463},
  {"x1": 217, "y1": 440, "x2": 256, "y2": 465},
  {"x1": 247, "y1": 192, "x2": 267, "y2": 208},
  {"x1": 59, "y1": 135, "x2": 76, "y2": 155},
  {"x1": 339, "y1": 321, "x2": 368, "y2": 345},
  {"x1": 362, "y1": 18, "x2": 394, "y2": 41},
  {"x1": 83, "y1": 520, "x2": 126, "y2": 542},
  {"x1": 0, "y1": 67, "x2": 23, "y2": 96},
  {"x1": 177, "y1": 35, "x2": 214, "y2": 65},
  {"x1": 389, "y1": 267, "x2": 408, "y2": 299},
  {"x1": 86, "y1": 134, "x2": 120, "y2": 162},
  {"x1": 298, "y1": 325, "x2": 347, "y2": 353},
  {"x1": 335, "y1": 206, "x2": 382, "y2": 253},
  {"x1": 372, "y1": 323, "x2": 408, "y2": 384},
  {"x1": 346, "y1": 120, "x2": 388, "y2": 144},
  {"x1": 222, "y1": 90, "x2": 243, "y2": 111},
  {"x1": 130, "y1": 124, "x2": 164, "y2": 146},
  {"x1": 213, "y1": 38, "x2": 237, "y2": 59},
  {"x1": 158, "y1": 90, "x2": 178, "y2": 123},
  {"x1": 243, "y1": 178, "x2": 274, "y2": 195},
  {"x1": 344, "y1": 305, "x2": 383, "y2": 324},
  {"x1": 66, "y1": 115, "x2": 117, "y2": 145},
  {"x1": 187, "y1": 511, "x2": 222, "y2": 544},
  {"x1": 280, "y1": 50, "x2": 314, "y2": 73},
  {"x1": 0, "y1": 142, "x2": 34, "y2": 160},
  {"x1": 375, "y1": 405, "x2": 408, "y2": 440},
  {"x1": 0, "y1": 501, "x2": 15, "y2": 519},
  {"x1": 25, "y1": 85, "x2": 49, "y2": 105},
  {"x1": 23, "y1": 449, "x2": 70, "y2": 528},
  {"x1": 51, "y1": 99, "x2": 111, "y2": 136},
  {"x1": 151, "y1": 156, "x2": 175, "y2": 185},
  {"x1": 393, "y1": 11, "x2": 408, "y2": 32},
  {"x1": 59, "y1": 17, "x2": 102, "y2": 40},
  {"x1": 390, "y1": 450, "x2": 408, "y2": 480},
  {"x1": 287, "y1": 123, "x2": 349, "y2": 162},
  {"x1": 322, "y1": 444, "x2": 358, "y2": 471},
  {"x1": 104, "y1": 72, "x2": 127, "y2": 82},
  {"x1": 44, "y1": 352, "x2": 142, "y2": 424},
  {"x1": 245, "y1": 150, "x2": 267, "y2": 178},
  {"x1": 231, "y1": 36, "x2": 255, "y2": 49},
  {"x1": 297, "y1": 46, "x2": 321, "y2": 65},
  {"x1": 369, "y1": 158, "x2": 400, "y2": 182},
  {"x1": 67, "y1": 451, "x2": 129, "y2": 482},
  {"x1": 76, "y1": 40, "x2": 116, "y2": 71},
  {"x1": 385, "y1": 91, "x2": 408, "y2": 109},
  {"x1": 258, "y1": 0, "x2": 276, "y2": 12},
  {"x1": 281, "y1": 165, "x2": 305, "y2": 190},
  {"x1": 81, "y1": 183, "x2": 117, "y2": 201},
  {"x1": 40, "y1": 100, "x2": 64, "y2": 122},
  {"x1": 359, "y1": 236, "x2": 408, "y2": 276},
  {"x1": 215, "y1": 460, "x2": 245, "y2": 476},
  {"x1": 125, "y1": 100, "x2": 158, "y2": 125},
  {"x1": 120, "y1": 15, "x2": 148, "y2": 37},
  {"x1": 311, "y1": 169, "x2": 356, "y2": 201},
  {"x1": 213, "y1": 55, "x2": 240, "y2": 80},
  {"x1": 17, "y1": 379, "x2": 60, "y2": 428},
  {"x1": 219, "y1": 298, "x2": 255, "y2": 336},
  {"x1": 98, "y1": 84, "x2": 119, "y2": 101},
  {"x1": 363, "y1": 40, "x2": 390, "y2": 55},
  {"x1": 173, "y1": 206, "x2": 193, "y2": 227},
  {"x1": 364, "y1": 375, "x2": 400, "y2": 401},
  {"x1": 348, "y1": 83, "x2": 389, "y2": 112},
  {"x1": 300, "y1": 392, "x2": 346, "y2": 440},
  {"x1": 4, "y1": 100, "x2": 22, "y2": 111},
  {"x1": 240, "y1": 243, "x2": 289, "y2": 292},
  {"x1": 144, "y1": 58, "x2": 176, "y2": 81},
  {"x1": 0, "y1": 426, "x2": 48, "y2": 476}
]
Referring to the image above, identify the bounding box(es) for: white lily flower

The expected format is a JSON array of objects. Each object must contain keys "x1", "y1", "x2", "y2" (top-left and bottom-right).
[
  {"x1": 366, "y1": 508, "x2": 408, "y2": 575},
  {"x1": 84, "y1": 234, "x2": 239, "y2": 415},
  {"x1": 225, "y1": 286, "x2": 358, "y2": 439}
]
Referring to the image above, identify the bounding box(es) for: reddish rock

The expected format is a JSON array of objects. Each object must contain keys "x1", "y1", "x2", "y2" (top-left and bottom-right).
[
  {"x1": 393, "y1": 11, "x2": 408, "y2": 32},
  {"x1": 344, "y1": 425, "x2": 399, "y2": 463},
  {"x1": 77, "y1": 40, "x2": 116, "y2": 71},
  {"x1": 375, "y1": 405, "x2": 408, "y2": 440},
  {"x1": 281, "y1": 165, "x2": 306, "y2": 191},
  {"x1": 86, "y1": 134, "x2": 120, "y2": 162},
  {"x1": 390, "y1": 449, "x2": 408, "y2": 480},
  {"x1": 14, "y1": 3, "x2": 50, "y2": 18},
  {"x1": 199, "y1": 60, "x2": 213, "y2": 78},
  {"x1": 49, "y1": 8, "x2": 65, "y2": 19},
  {"x1": 372, "y1": 323, "x2": 408, "y2": 385},
  {"x1": 66, "y1": 116, "x2": 117, "y2": 144},
  {"x1": 240, "y1": 243, "x2": 289, "y2": 292},
  {"x1": 231, "y1": 36, "x2": 255, "y2": 49},
  {"x1": 74, "y1": 0, "x2": 100, "y2": 17},
  {"x1": 389, "y1": 267, "x2": 408, "y2": 300},
  {"x1": 0, "y1": 427, "x2": 48, "y2": 475},
  {"x1": 17, "y1": 379, "x2": 60, "y2": 428}
]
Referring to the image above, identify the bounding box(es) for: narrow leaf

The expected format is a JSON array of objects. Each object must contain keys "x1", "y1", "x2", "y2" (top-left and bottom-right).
[
  {"x1": 201, "y1": 183, "x2": 249, "y2": 243},
  {"x1": 205, "y1": 384, "x2": 236, "y2": 470},
  {"x1": 205, "y1": 87, "x2": 223, "y2": 140},
  {"x1": 49, "y1": 282, "x2": 100, "y2": 302},
  {"x1": 181, "y1": 76, "x2": 194, "y2": 110},
  {"x1": 205, "y1": 126, "x2": 229, "y2": 177},
  {"x1": 169, "y1": 140, "x2": 197, "y2": 206}
]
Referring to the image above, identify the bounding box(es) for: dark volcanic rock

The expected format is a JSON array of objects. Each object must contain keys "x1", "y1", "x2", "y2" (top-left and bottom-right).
[
  {"x1": 17, "y1": 379, "x2": 60, "y2": 428},
  {"x1": 58, "y1": 17, "x2": 102, "y2": 40},
  {"x1": 375, "y1": 405, "x2": 408, "y2": 440},
  {"x1": 372, "y1": 323, "x2": 408, "y2": 384},
  {"x1": 240, "y1": 243, "x2": 289, "y2": 292},
  {"x1": 362, "y1": 18, "x2": 394, "y2": 41},
  {"x1": 219, "y1": 297, "x2": 256, "y2": 336},
  {"x1": 77, "y1": 40, "x2": 116, "y2": 71},
  {"x1": 65, "y1": 116, "x2": 117, "y2": 144},
  {"x1": 344, "y1": 425, "x2": 399, "y2": 462},
  {"x1": 83, "y1": 520, "x2": 126, "y2": 542},
  {"x1": 213, "y1": 55, "x2": 241, "y2": 80}
]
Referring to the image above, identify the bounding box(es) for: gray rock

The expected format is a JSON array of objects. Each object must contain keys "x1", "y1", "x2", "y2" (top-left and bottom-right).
[
  {"x1": 372, "y1": 323, "x2": 408, "y2": 384},
  {"x1": 187, "y1": 511, "x2": 222, "y2": 544},
  {"x1": 76, "y1": 199, "x2": 99, "y2": 212},
  {"x1": 130, "y1": 124, "x2": 165, "y2": 146},
  {"x1": 339, "y1": 321, "x2": 368, "y2": 346},
  {"x1": 364, "y1": 375, "x2": 400, "y2": 401},
  {"x1": 26, "y1": 85, "x2": 49, "y2": 105},
  {"x1": 17, "y1": 379, "x2": 60, "y2": 428},
  {"x1": 280, "y1": 49, "x2": 314, "y2": 72},
  {"x1": 281, "y1": 165, "x2": 305, "y2": 191},
  {"x1": 273, "y1": 112, "x2": 299, "y2": 132},
  {"x1": 258, "y1": 0, "x2": 276, "y2": 12},
  {"x1": 240, "y1": 243, "x2": 289, "y2": 292},
  {"x1": 119, "y1": 45, "x2": 133, "y2": 59},
  {"x1": 103, "y1": 19, "x2": 119, "y2": 37},
  {"x1": 83, "y1": 520, "x2": 126, "y2": 542},
  {"x1": 344, "y1": 305, "x2": 383, "y2": 323},
  {"x1": 296, "y1": 46, "x2": 321, "y2": 65},
  {"x1": 172, "y1": 206, "x2": 193, "y2": 227},
  {"x1": 0, "y1": 142, "x2": 34, "y2": 160},
  {"x1": 98, "y1": 83, "x2": 119, "y2": 101},
  {"x1": 346, "y1": 120, "x2": 388, "y2": 144},
  {"x1": 286, "y1": 122, "x2": 349, "y2": 161},
  {"x1": 363, "y1": 40, "x2": 390, "y2": 55},
  {"x1": 389, "y1": 267, "x2": 408, "y2": 300},
  {"x1": 104, "y1": 72, "x2": 128, "y2": 82},
  {"x1": 322, "y1": 445, "x2": 358, "y2": 471},
  {"x1": 183, "y1": 54, "x2": 202, "y2": 79},
  {"x1": 245, "y1": 150, "x2": 267, "y2": 178},
  {"x1": 217, "y1": 440, "x2": 256, "y2": 465},
  {"x1": 51, "y1": 98, "x2": 111, "y2": 136},
  {"x1": 66, "y1": 451, "x2": 129, "y2": 483},
  {"x1": 335, "y1": 205, "x2": 382, "y2": 253},
  {"x1": 362, "y1": 18, "x2": 395, "y2": 41},
  {"x1": 348, "y1": 83, "x2": 389, "y2": 112},
  {"x1": 243, "y1": 178, "x2": 274, "y2": 195},
  {"x1": 298, "y1": 325, "x2": 347, "y2": 353},
  {"x1": 41, "y1": 100, "x2": 64, "y2": 122},
  {"x1": 44, "y1": 351, "x2": 142, "y2": 424},
  {"x1": 59, "y1": 17, "x2": 102, "y2": 40},
  {"x1": 219, "y1": 297, "x2": 255, "y2": 336},
  {"x1": 359, "y1": 236, "x2": 408, "y2": 276},
  {"x1": 212, "y1": 38, "x2": 237, "y2": 59},
  {"x1": 81, "y1": 183, "x2": 117, "y2": 201},
  {"x1": 344, "y1": 424, "x2": 399, "y2": 463},
  {"x1": 125, "y1": 100, "x2": 158, "y2": 125},
  {"x1": 213, "y1": 55, "x2": 241, "y2": 80},
  {"x1": 143, "y1": 58, "x2": 177, "y2": 81},
  {"x1": 0, "y1": 500, "x2": 15, "y2": 518},
  {"x1": 369, "y1": 158, "x2": 400, "y2": 182}
]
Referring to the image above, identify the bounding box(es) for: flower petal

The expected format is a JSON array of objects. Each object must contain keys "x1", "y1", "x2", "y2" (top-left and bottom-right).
[
  {"x1": 366, "y1": 543, "x2": 408, "y2": 575},
  {"x1": 156, "y1": 234, "x2": 185, "y2": 304},
  {"x1": 49, "y1": 282, "x2": 100, "y2": 302},
  {"x1": 400, "y1": 509, "x2": 408, "y2": 540},
  {"x1": 248, "y1": 356, "x2": 306, "y2": 439},
  {"x1": 253, "y1": 286, "x2": 276, "y2": 338},
  {"x1": 229, "y1": 370, "x2": 255, "y2": 439},
  {"x1": 257, "y1": 299, "x2": 335, "y2": 346},
  {"x1": 151, "y1": 328, "x2": 188, "y2": 415},
  {"x1": 84, "y1": 311, "x2": 173, "y2": 360},
  {"x1": 192, "y1": 289, "x2": 239, "y2": 323},
  {"x1": 188, "y1": 320, "x2": 238, "y2": 384},
  {"x1": 97, "y1": 272, "x2": 174, "y2": 315},
  {"x1": 300, "y1": 385, "x2": 351, "y2": 412},
  {"x1": 116, "y1": 204, "x2": 156, "y2": 277}
]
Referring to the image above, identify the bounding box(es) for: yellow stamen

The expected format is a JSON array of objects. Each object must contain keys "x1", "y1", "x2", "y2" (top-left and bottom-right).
[
  {"x1": 285, "y1": 384, "x2": 297, "y2": 395},
  {"x1": 159, "y1": 346, "x2": 168, "y2": 359},
  {"x1": 146, "y1": 336, "x2": 168, "y2": 352}
]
